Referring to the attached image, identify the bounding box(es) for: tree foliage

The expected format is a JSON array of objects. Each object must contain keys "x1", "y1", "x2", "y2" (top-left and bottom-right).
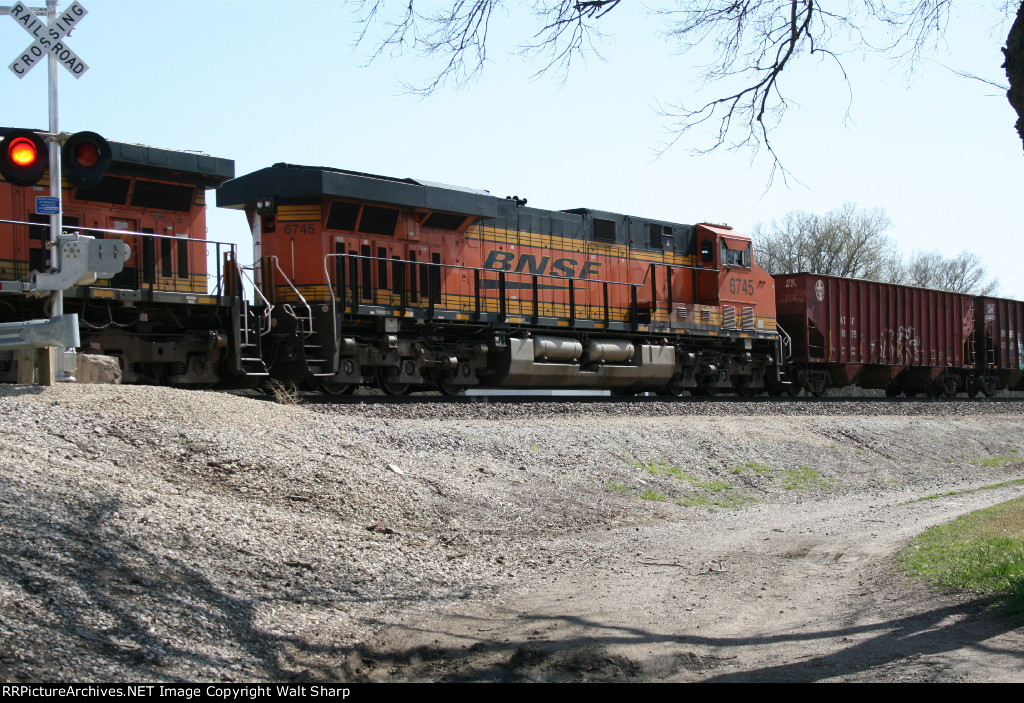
[
  {"x1": 751, "y1": 203, "x2": 896, "y2": 280},
  {"x1": 350, "y1": 1, "x2": 1024, "y2": 176},
  {"x1": 752, "y1": 203, "x2": 999, "y2": 294}
]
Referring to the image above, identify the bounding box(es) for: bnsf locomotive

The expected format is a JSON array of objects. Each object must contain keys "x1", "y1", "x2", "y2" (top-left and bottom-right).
[
  {"x1": 213, "y1": 163, "x2": 781, "y2": 396},
  {"x1": 1, "y1": 129, "x2": 1022, "y2": 397}
]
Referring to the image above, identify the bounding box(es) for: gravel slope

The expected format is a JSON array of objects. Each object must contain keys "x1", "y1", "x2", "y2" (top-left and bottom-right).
[{"x1": 0, "y1": 385, "x2": 1022, "y2": 682}]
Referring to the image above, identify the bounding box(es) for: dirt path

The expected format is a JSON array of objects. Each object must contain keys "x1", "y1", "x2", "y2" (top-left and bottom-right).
[{"x1": 350, "y1": 485, "x2": 1024, "y2": 682}]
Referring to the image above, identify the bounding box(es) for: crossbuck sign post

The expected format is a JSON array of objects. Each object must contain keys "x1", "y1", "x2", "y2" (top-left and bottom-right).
[
  {"x1": 1, "y1": 1, "x2": 92, "y2": 381},
  {"x1": 3, "y1": 0, "x2": 90, "y2": 324}
]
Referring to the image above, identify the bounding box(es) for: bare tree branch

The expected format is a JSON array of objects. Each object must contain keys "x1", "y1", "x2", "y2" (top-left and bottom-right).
[{"x1": 348, "y1": 1, "x2": 1020, "y2": 173}]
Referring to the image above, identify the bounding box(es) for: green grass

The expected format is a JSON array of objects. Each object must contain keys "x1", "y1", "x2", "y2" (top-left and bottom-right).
[
  {"x1": 639, "y1": 489, "x2": 667, "y2": 501},
  {"x1": 973, "y1": 455, "x2": 1024, "y2": 468},
  {"x1": 729, "y1": 461, "x2": 774, "y2": 476},
  {"x1": 622, "y1": 454, "x2": 837, "y2": 508},
  {"x1": 900, "y1": 497, "x2": 1024, "y2": 617},
  {"x1": 780, "y1": 466, "x2": 833, "y2": 490},
  {"x1": 915, "y1": 478, "x2": 1024, "y2": 502}
]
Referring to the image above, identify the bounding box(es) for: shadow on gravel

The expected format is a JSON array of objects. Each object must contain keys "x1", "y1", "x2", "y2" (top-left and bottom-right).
[
  {"x1": 340, "y1": 604, "x2": 1023, "y2": 682},
  {"x1": 0, "y1": 473, "x2": 422, "y2": 682},
  {"x1": 0, "y1": 476, "x2": 291, "y2": 680}
]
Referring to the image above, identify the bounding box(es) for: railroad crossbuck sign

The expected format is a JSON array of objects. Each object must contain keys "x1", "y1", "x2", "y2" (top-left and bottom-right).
[{"x1": 6, "y1": 1, "x2": 89, "y2": 79}]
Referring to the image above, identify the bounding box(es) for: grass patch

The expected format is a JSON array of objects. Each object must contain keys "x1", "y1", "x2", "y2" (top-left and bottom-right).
[
  {"x1": 973, "y1": 456, "x2": 1024, "y2": 468},
  {"x1": 780, "y1": 466, "x2": 832, "y2": 490},
  {"x1": 729, "y1": 461, "x2": 774, "y2": 476},
  {"x1": 900, "y1": 497, "x2": 1024, "y2": 617},
  {"x1": 915, "y1": 478, "x2": 1024, "y2": 502},
  {"x1": 608, "y1": 482, "x2": 630, "y2": 493},
  {"x1": 676, "y1": 492, "x2": 756, "y2": 508},
  {"x1": 624, "y1": 454, "x2": 750, "y2": 508}
]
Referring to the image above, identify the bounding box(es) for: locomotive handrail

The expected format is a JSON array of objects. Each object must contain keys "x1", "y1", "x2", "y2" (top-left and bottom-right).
[
  {"x1": 329, "y1": 251, "x2": 645, "y2": 291},
  {"x1": 267, "y1": 256, "x2": 314, "y2": 338},
  {"x1": 1, "y1": 217, "x2": 238, "y2": 298},
  {"x1": 236, "y1": 264, "x2": 274, "y2": 336},
  {"x1": 0, "y1": 217, "x2": 239, "y2": 248},
  {"x1": 776, "y1": 321, "x2": 793, "y2": 359},
  {"x1": 322, "y1": 253, "x2": 343, "y2": 371},
  {"x1": 330, "y1": 251, "x2": 648, "y2": 329}
]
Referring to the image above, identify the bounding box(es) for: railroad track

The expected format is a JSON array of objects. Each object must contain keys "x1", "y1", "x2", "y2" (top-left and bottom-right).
[{"x1": 294, "y1": 391, "x2": 1024, "y2": 406}]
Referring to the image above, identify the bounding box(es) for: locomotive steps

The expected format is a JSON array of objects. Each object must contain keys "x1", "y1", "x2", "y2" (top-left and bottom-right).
[{"x1": 1, "y1": 384, "x2": 1022, "y2": 682}]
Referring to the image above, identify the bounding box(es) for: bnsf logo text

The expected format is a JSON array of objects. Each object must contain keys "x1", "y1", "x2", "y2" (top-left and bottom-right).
[{"x1": 484, "y1": 250, "x2": 603, "y2": 280}]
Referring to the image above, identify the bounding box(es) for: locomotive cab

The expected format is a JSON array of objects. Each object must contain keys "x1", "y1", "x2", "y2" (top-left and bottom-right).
[{"x1": 692, "y1": 224, "x2": 777, "y2": 323}]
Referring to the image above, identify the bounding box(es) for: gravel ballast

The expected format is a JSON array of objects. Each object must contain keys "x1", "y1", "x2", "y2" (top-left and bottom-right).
[{"x1": 1, "y1": 384, "x2": 1022, "y2": 682}]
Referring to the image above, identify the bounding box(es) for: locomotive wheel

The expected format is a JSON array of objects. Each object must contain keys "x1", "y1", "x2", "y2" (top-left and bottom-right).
[
  {"x1": 736, "y1": 385, "x2": 757, "y2": 397},
  {"x1": 377, "y1": 369, "x2": 412, "y2": 396},
  {"x1": 320, "y1": 381, "x2": 356, "y2": 396},
  {"x1": 437, "y1": 382, "x2": 467, "y2": 396},
  {"x1": 786, "y1": 384, "x2": 802, "y2": 398},
  {"x1": 656, "y1": 381, "x2": 687, "y2": 397},
  {"x1": 379, "y1": 381, "x2": 413, "y2": 396},
  {"x1": 884, "y1": 384, "x2": 901, "y2": 397}
]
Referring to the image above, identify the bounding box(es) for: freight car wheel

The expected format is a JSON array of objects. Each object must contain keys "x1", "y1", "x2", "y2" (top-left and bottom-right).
[{"x1": 966, "y1": 377, "x2": 979, "y2": 398}]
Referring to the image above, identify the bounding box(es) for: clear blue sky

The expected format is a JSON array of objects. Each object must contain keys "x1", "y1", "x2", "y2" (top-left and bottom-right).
[{"x1": 3, "y1": 0, "x2": 1021, "y2": 298}]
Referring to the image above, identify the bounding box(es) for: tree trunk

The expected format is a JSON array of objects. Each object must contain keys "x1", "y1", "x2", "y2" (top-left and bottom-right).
[{"x1": 1005, "y1": 1, "x2": 1024, "y2": 153}]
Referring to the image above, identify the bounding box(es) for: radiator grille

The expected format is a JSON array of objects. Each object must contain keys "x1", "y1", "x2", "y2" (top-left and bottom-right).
[
  {"x1": 722, "y1": 305, "x2": 736, "y2": 329},
  {"x1": 742, "y1": 307, "x2": 755, "y2": 330}
]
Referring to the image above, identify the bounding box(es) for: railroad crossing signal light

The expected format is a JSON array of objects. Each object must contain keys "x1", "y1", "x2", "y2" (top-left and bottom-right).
[
  {"x1": 0, "y1": 130, "x2": 48, "y2": 187},
  {"x1": 62, "y1": 131, "x2": 111, "y2": 189}
]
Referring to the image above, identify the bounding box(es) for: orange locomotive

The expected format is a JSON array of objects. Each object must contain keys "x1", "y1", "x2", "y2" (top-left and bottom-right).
[
  {"x1": 217, "y1": 164, "x2": 782, "y2": 395},
  {"x1": 0, "y1": 128, "x2": 243, "y2": 385}
]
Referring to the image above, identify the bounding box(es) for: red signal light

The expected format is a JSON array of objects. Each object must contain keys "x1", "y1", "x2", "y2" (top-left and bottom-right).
[
  {"x1": 0, "y1": 130, "x2": 48, "y2": 187},
  {"x1": 72, "y1": 141, "x2": 100, "y2": 168},
  {"x1": 9, "y1": 137, "x2": 40, "y2": 167},
  {"x1": 62, "y1": 131, "x2": 111, "y2": 188}
]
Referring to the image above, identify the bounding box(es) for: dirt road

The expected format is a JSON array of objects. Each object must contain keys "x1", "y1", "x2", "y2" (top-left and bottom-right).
[{"x1": 352, "y1": 484, "x2": 1024, "y2": 682}]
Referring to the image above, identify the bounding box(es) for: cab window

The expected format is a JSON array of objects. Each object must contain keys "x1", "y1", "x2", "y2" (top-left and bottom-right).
[{"x1": 721, "y1": 240, "x2": 751, "y2": 268}]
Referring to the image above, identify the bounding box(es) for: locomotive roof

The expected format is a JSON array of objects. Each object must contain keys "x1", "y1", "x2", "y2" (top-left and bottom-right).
[
  {"x1": 217, "y1": 163, "x2": 702, "y2": 233},
  {"x1": 0, "y1": 127, "x2": 234, "y2": 187},
  {"x1": 217, "y1": 163, "x2": 499, "y2": 217}
]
